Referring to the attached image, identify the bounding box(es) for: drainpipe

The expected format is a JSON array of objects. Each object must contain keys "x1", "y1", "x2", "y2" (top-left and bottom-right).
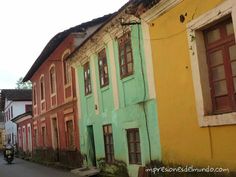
[
  {"x1": 121, "y1": 17, "x2": 152, "y2": 162},
  {"x1": 137, "y1": 24, "x2": 152, "y2": 162}
]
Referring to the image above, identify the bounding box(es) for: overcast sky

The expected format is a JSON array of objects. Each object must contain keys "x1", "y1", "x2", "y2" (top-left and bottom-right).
[{"x1": 0, "y1": 0, "x2": 128, "y2": 89}]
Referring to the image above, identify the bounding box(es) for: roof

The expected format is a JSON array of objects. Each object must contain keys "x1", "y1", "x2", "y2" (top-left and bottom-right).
[
  {"x1": 67, "y1": 1, "x2": 133, "y2": 60},
  {"x1": 23, "y1": 14, "x2": 113, "y2": 82},
  {"x1": 11, "y1": 111, "x2": 32, "y2": 123},
  {"x1": 131, "y1": 0, "x2": 160, "y2": 7},
  {"x1": 0, "y1": 89, "x2": 32, "y2": 111}
]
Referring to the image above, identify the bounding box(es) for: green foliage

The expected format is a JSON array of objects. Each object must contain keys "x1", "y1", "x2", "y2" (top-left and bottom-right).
[
  {"x1": 16, "y1": 77, "x2": 32, "y2": 89},
  {"x1": 97, "y1": 158, "x2": 129, "y2": 177}
]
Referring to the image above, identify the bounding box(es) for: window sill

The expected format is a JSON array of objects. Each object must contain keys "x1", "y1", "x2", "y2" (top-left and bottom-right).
[
  {"x1": 200, "y1": 112, "x2": 236, "y2": 127},
  {"x1": 85, "y1": 93, "x2": 92, "y2": 98},
  {"x1": 100, "y1": 85, "x2": 110, "y2": 92},
  {"x1": 64, "y1": 83, "x2": 71, "y2": 89},
  {"x1": 121, "y1": 74, "x2": 134, "y2": 83},
  {"x1": 40, "y1": 100, "x2": 45, "y2": 103},
  {"x1": 50, "y1": 93, "x2": 56, "y2": 97}
]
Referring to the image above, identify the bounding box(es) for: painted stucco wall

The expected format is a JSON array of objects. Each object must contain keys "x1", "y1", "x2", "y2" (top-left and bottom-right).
[
  {"x1": 76, "y1": 24, "x2": 161, "y2": 177},
  {"x1": 12, "y1": 101, "x2": 32, "y2": 118},
  {"x1": 30, "y1": 35, "x2": 80, "y2": 151},
  {"x1": 4, "y1": 100, "x2": 32, "y2": 144},
  {"x1": 148, "y1": 0, "x2": 236, "y2": 170},
  {"x1": 17, "y1": 116, "x2": 33, "y2": 152}
]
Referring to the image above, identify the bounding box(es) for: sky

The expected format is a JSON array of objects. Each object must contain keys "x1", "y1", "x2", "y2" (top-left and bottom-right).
[{"x1": 0, "y1": 0, "x2": 128, "y2": 89}]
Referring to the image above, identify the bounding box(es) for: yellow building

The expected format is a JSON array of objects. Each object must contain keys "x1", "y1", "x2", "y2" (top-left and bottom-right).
[{"x1": 140, "y1": 0, "x2": 236, "y2": 171}]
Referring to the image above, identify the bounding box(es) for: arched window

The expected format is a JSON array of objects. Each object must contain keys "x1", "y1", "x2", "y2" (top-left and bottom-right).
[
  {"x1": 62, "y1": 49, "x2": 71, "y2": 85},
  {"x1": 40, "y1": 76, "x2": 45, "y2": 100},
  {"x1": 33, "y1": 83, "x2": 37, "y2": 105},
  {"x1": 64, "y1": 60, "x2": 71, "y2": 84},
  {"x1": 49, "y1": 66, "x2": 56, "y2": 94}
]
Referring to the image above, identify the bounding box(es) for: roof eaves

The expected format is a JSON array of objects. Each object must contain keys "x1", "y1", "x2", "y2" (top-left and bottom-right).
[
  {"x1": 23, "y1": 14, "x2": 113, "y2": 82},
  {"x1": 11, "y1": 111, "x2": 32, "y2": 123},
  {"x1": 67, "y1": 0, "x2": 133, "y2": 61}
]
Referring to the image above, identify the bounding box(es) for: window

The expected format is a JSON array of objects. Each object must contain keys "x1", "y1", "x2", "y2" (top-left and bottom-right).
[
  {"x1": 66, "y1": 120, "x2": 74, "y2": 149},
  {"x1": 204, "y1": 18, "x2": 236, "y2": 114},
  {"x1": 34, "y1": 128, "x2": 38, "y2": 147},
  {"x1": 11, "y1": 106, "x2": 13, "y2": 118},
  {"x1": 33, "y1": 84, "x2": 37, "y2": 106},
  {"x1": 27, "y1": 125, "x2": 32, "y2": 151},
  {"x1": 25, "y1": 104, "x2": 32, "y2": 112},
  {"x1": 42, "y1": 126, "x2": 46, "y2": 147},
  {"x1": 187, "y1": 0, "x2": 236, "y2": 126},
  {"x1": 103, "y1": 124, "x2": 114, "y2": 163},
  {"x1": 64, "y1": 60, "x2": 71, "y2": 85},
  {"x1": 98, "y1": 49, "x2": 109, "y2": 87},
  {"x1": 50, "y1": 66, "x2": 56, "y2": 94},
  {"x1": 84, "y1": 62, "x2": 92, "y2": 95},
  {"x1": 127, "y1": 128, "x2": 141, "y2": 164},
  {"x1": 40, "y1": 76, "x2": 45, "y2": 100},
  {"x1": 118, "y1": 32, "x2": 134, "y2": 78}
]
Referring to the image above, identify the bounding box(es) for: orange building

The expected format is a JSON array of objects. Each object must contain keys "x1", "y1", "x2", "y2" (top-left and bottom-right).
[{"x1": 23, "y1": 15, "x2": 112, "y2": 168}]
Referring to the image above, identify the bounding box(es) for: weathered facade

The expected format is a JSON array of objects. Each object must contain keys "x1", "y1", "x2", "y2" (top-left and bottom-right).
[
  {"x1": 0, "y1": 89, "x2": 32, "y2": 146},
  {"x1": 139, "y1": 0, "x2": 236, "y2": 171},
  {"x1": 69, "y1": 3, "x2": 161, "y2": 177},
  {"x1": 23, "y1": 15, "x2": 112, "y2": 168},
  {"x1": 12, "y1": 112, "x2": 33, "y2": 158},
  {"x1": 23, "y1": 34, "x2": 81, "y2": 167}
]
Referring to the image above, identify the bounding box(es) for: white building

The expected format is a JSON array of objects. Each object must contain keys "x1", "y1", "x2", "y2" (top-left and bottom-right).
[
  {"x1": 0, "y1": 112, "x2": 5, "y2": 149},
  {"x1": 0, "y1": 89, "x2": 32, "y2": 145}
]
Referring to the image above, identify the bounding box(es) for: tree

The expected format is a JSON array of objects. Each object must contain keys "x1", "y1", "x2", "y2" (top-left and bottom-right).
[{"x1": 15, "y1": 77, "x2": 32, "y2": 89}]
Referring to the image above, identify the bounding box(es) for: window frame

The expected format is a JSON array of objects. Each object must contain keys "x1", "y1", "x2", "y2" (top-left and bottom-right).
[
  {"x1": 33, "y1": 127, "x2": 38, "y2": 147},
  {"x1": 203, "y1": 18, "x2": 236, "y2": 114},
  {"x1": 187, "y1": 0, "x2": 236, "y2": 127},
  {"x1": 98, "y1": 48, "x2": 109, "y2": 88},
  {"x1": 33, "y1": 83, "x2": 37, "y2": 106},
  {"x1": 84, "y1": 62, "x2": 92, "y2": 95},
  {"x1": 126, "y1": 128, "x2": 141, "y2": 165},
  {"x1": 49, "y1": 65, "x2": 56, "y2": 95},
  {"x1": 103, "y1": 124, "x2": 114, "y2": 164},
  {"x1": 63, "y1": 60, "x2": 71, "y2": 85},
  {"x1": 41, "y1": 126, "x2": 47, "y2": 147},
  {"x1": 66, "y1": 119, "x2": 75, "y2": 149},
  {"x1": 40, "y1": 75, "x2": 45, "y2": 101},
  {"x1": 25, "y1": 104, "x2": 32, "y2": 112},
  {"x1": 118, "y1": 32, "x2": 134, "y2": 79}
]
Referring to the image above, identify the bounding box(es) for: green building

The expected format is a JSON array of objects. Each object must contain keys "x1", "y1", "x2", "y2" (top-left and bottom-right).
[{"x1": 69, "y1": 5, "x2": 161, "y2": 177}]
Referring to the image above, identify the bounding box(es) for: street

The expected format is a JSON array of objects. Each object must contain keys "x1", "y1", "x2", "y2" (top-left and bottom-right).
[{"x1": 0, "y1": 153, "x2": 79, "y2": 177}]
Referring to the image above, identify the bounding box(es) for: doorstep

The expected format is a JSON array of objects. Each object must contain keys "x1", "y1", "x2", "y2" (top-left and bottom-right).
[{"x1": 71, "y1": 166, "x2": 100, "y2": 177}]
